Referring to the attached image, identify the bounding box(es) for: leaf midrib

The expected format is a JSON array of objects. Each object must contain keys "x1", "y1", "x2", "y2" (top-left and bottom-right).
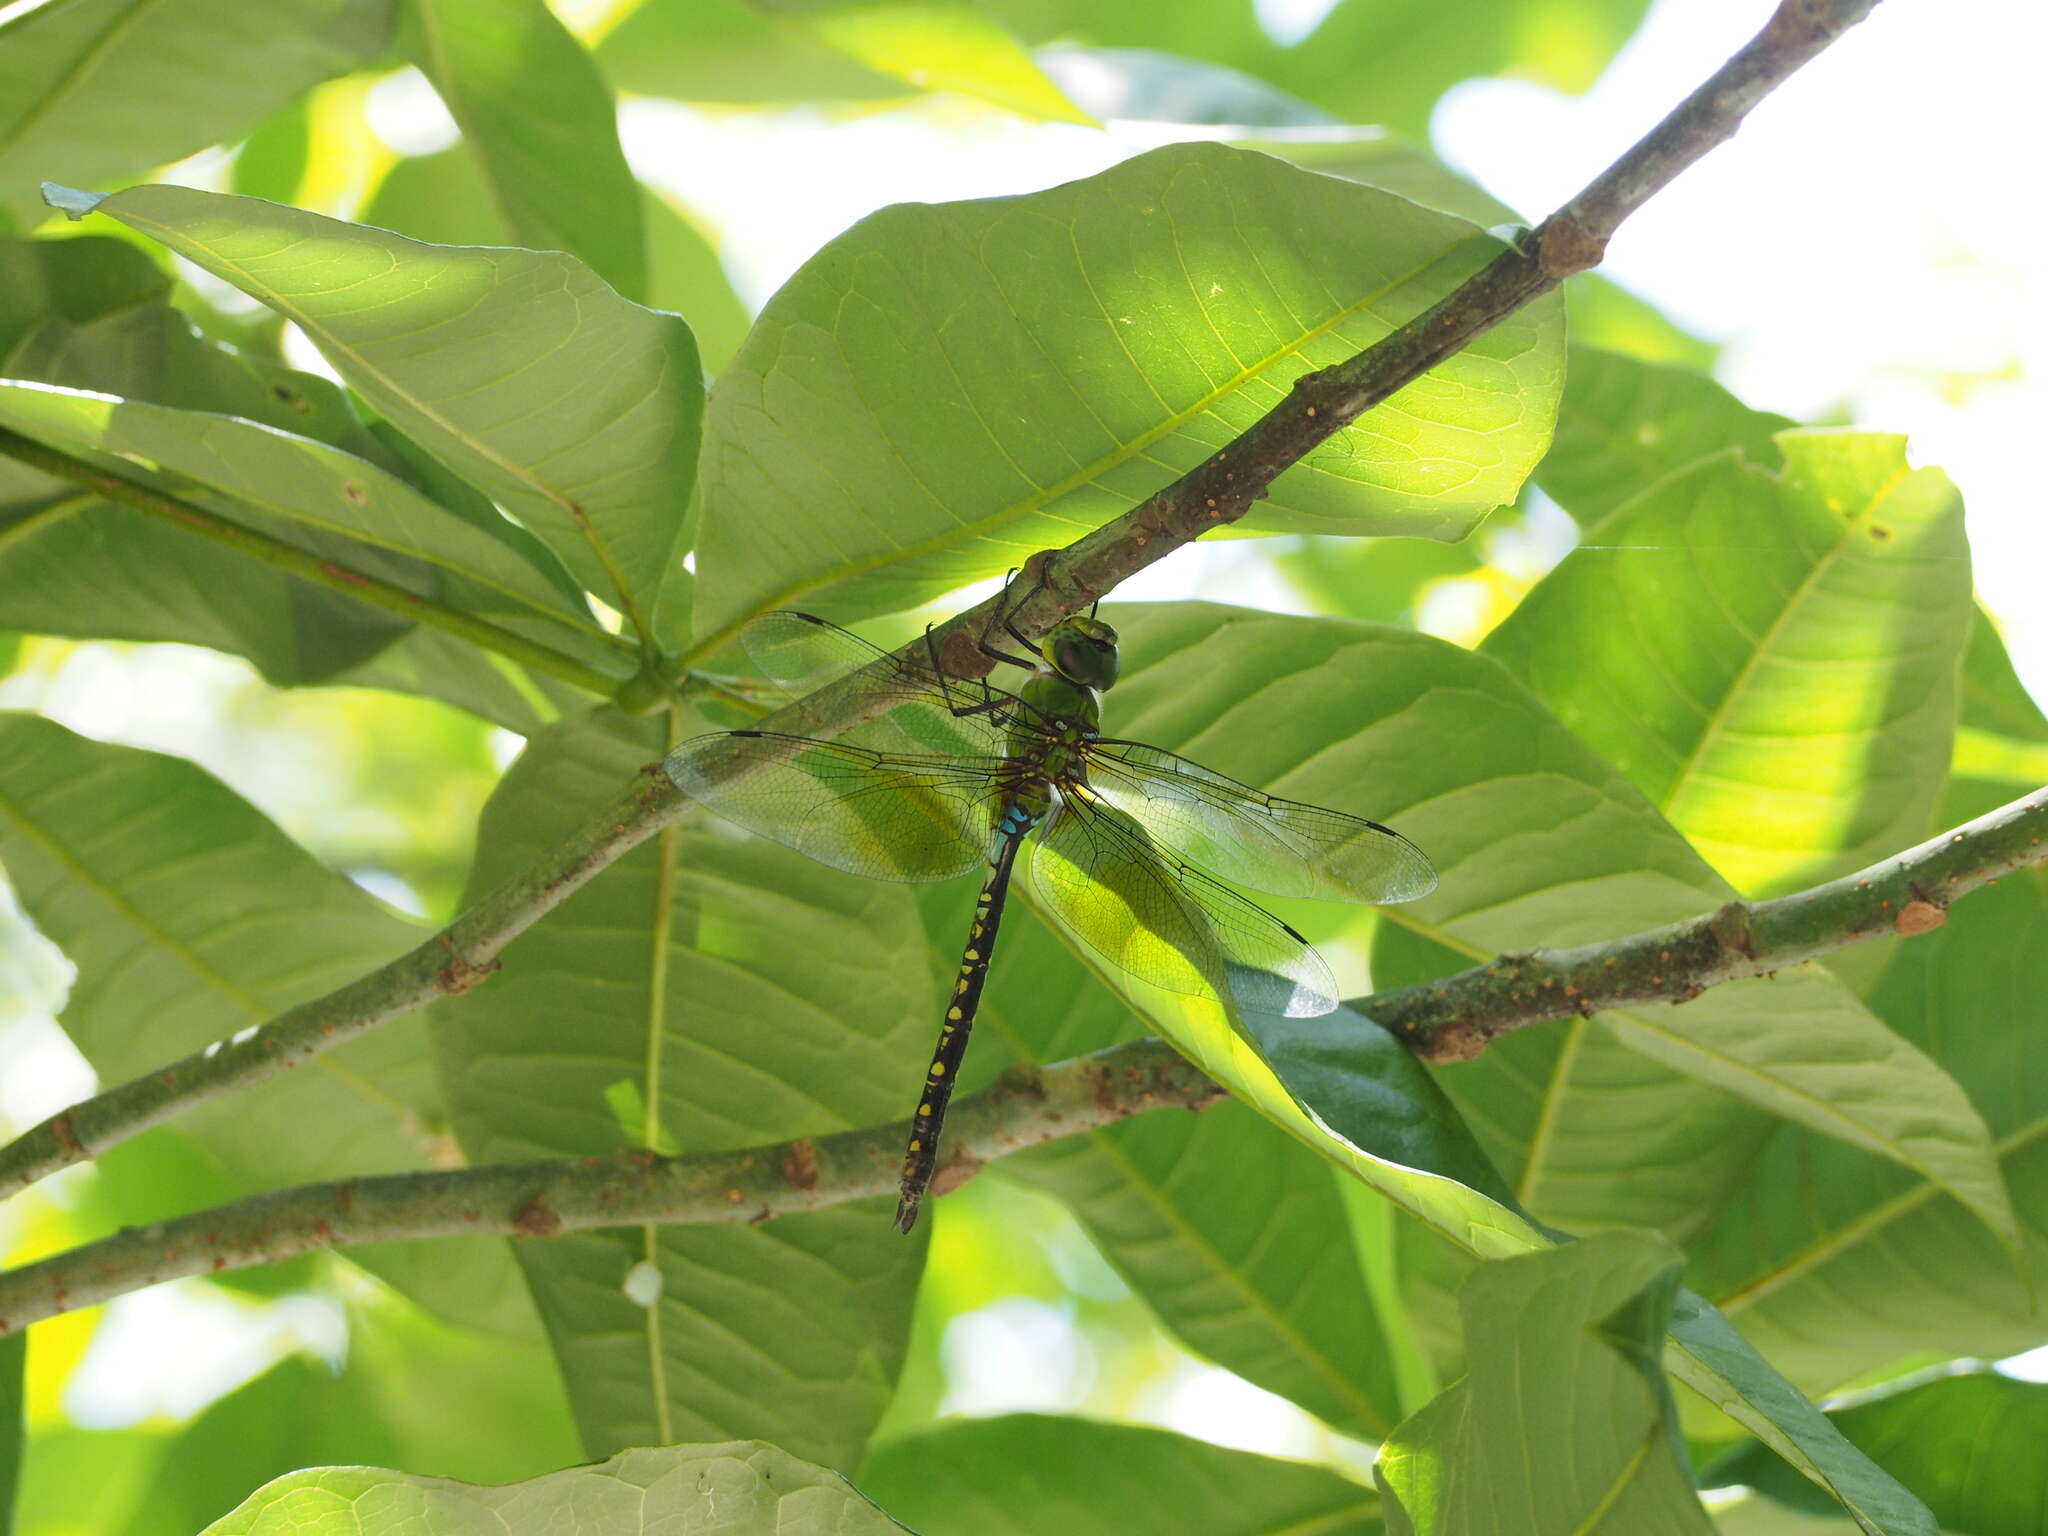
[
  {"x1": 689, "y1": 238, "x2": 1471, "y2": 663},
  {"x1": 0, "y1": 0, "x2": 165, "y2": 162},
  {"x1": 110, "y1": 200, "x2": 653, "y2": 639}
]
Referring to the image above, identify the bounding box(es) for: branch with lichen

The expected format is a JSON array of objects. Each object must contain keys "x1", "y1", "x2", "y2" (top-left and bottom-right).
[
  {"x1": 1368, "y1": 787, "x2": 2048, "y2": 1062},
  {"x1": 0, "y1": 1040, "x2": 1218, "y2": 1334},
  {"x1": 4, "y1": 785, "x2": 2038, "y2": 1332},
  {"x1": 0, "y1": 0, "x2": 1885, "y2": 1196}
]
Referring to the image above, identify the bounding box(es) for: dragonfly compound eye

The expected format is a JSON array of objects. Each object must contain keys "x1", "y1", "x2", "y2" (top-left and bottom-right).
[{"x1": 1043, "y1": 616, "x2": 1120, "y2": 691}]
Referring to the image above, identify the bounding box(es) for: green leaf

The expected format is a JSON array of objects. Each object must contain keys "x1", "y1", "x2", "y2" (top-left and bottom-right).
[
  {"x1": 978, "y1": 0, "x2": 1654, "y2": 139},
  {"x1": 777, "y1": 0, "x2": 1094, "y2": 123},
  {"x1": 1238, "y1": 128, "x2": 1516, "y2": 225},
  {"x1": 0, "y1": 233, "x2": 433, "y2": 683},
  {"x1": 1375, "y1": 1231, "x2": 1715, "y2": 1535},
  {"x1": 0, "y1": 716, "x2": 435, "y2": 1182},
  {"x1": 1954, "y1": 608, "x2": 2048, "y2": 796},
  {"x1": 1077, "y1": 604, "x2": 2014, "y2": 1260},
  {"x1": 0, "y1": 1329, "x2": 20, "y2": 1536},
  {"x1": 331, "y1": 627, "x2": 590, "y2": 734},
  {"x1": 861, "y1": 1414, "x2": 1385, "y2": 1534},
  {"x1": 1662, "y1": 1297, "x2": 1934, "y2": 1536},
  {"x1": 0, "y1": 717, "x2": 531, "y2": 1325},
  {"x1": 691, "y1": 142, "x2": 1565, "y2": 643},
  {"x1": 201, "y1": 1442, "x2": 913, "y2": 1535},
  {"x1": 1005, "y1": 1097, "x2": 1409, "y2": 1438},
  {"x1": 1706, "y1": 1368, "x2": 2048, "y2": 1535},
  {"x1": 75, "y1": 184, "x2": 704, "y2": 640},
  {"x1": 408, "y1": 0, "x2": 647, "y2": 300},
  {"x1": 1534, "y1": 346, "x2": 1793, "y2": 526},
  {"x1": 597, "y1": 0, "x2": 910, "y2": 103},
  {"x1": 0, "y1": 0, "x2": 393, "y2": 232},
  {"x1": 229, "y1": 101, "x2": 313, "y2": 206},
  {"x1": 1492, "y1": 429, "x2": 1972, "y2": 895},
  {"x1": 429, "y1": 706, "x2": 928, "y2": 1469},
  {"x1": 363, "y1": 149, "x2": 753, "y2": 377},
  {"x1": 0, "y1": 494, "x2": 409, "y2": 685},
  {"x1": 1038, "y1": 45, "x2": 1339, "y2": 127},
  {"x1": 0, "y1": 382, "x2": 619, "y2": 670},
  {"x1": 1685, "y1": 868, "x2": 2048, "y2": 1396}
]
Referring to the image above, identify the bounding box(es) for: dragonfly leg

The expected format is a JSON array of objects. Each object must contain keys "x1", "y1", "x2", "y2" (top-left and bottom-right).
[
  {"x1": 975, "y1": 564, "x2": 1045, "y2": 672},
  {"x1": 923, "y1": 624, "x2": 1017, "y2": 722}
]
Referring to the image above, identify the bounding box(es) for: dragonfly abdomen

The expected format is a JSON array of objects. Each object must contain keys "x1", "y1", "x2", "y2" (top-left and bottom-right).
[{"x1": 894, "y1": 828, "x2": 1027, "y2": 1233}]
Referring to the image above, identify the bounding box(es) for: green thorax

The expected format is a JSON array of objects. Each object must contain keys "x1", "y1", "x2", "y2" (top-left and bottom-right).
[{"x1": 1008, "y1": 614, "x2": 1118, "y2": 768}]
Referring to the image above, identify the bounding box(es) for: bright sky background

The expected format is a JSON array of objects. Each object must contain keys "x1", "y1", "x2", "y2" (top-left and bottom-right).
[{"x1": 4, "y1": 0, "x2": 2043, "y2": 1447}]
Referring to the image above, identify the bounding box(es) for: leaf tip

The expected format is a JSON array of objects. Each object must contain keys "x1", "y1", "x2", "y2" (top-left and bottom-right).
[{"x1": 41, "y1": 183, "x2": 104, "y2": 221}]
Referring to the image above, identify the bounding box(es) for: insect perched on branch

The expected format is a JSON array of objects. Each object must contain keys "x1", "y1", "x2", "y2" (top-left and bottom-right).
[{"x1": 666, "y1": 575, "x2": 1435, "y2": 1230}]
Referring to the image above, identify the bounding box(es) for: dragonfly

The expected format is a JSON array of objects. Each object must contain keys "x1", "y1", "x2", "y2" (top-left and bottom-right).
[{"x1": 664, "y1": 594, "x2": 1436, "y2": 1232}]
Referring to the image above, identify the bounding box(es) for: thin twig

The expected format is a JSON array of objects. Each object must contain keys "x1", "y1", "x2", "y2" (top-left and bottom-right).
[
  {"x1": 0, "y1": 1040, "x2": 1218, "y2": 1333},
  {"x1": 0, "y1": 0, "x2": 1884, "y2": 1194},
  {"x1": 1372, "y1": 787, "x2": 2048, "y2": 1063}
]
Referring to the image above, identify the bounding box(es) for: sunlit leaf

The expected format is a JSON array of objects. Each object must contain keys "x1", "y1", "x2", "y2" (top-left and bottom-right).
[
  {"x1": 1534, "y1": 346, "x2": 1792, "y2": 527},
  {"x1": 0, "y1": 0, "x2": 393, "y2": 231},
  {"x1": 692, "y1": 142, "x2": 1564, "y2": 643},
  {"x1": 408, "y1": 0, "x2": 646, "y2": 299},
  {"x1": 69, "y1": 185, "x2": 703, "y2": 641},
  {"x1": 598, "y1": 0, "x2": 909, "y2": 103},
  {"x1": 776, "y1": 0, "x2": 1094, "y2": 123},
  {"x1": 363, "y1": 149, "x2": 753, "y2": 376},
  {"x1": 1686, "y1": 868, "x2": 2048, "y2": 1395},
  {"x1": 1491, "y1": 430, "x2": 1971, "y2": 895}
]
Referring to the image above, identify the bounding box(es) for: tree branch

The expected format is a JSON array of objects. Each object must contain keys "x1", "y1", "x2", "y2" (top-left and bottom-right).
[
  {"x1": 1374, "y1": 786, "x2": 2048, "y2": 1063},
  {"x1": 0, "y1": 767, "x2": 686, "y2": 1196},
  {"x1": 0, "y1": 1040, "x2": 1219, "y2": 1334},
  {"x1": 0, "y1": 0, "x2": 1884, "y2": 1194},
  {"x1": 0, "y1": 427, "x2": 634, "y2": 696},
  {"x1": 915, "y1": 0, "x2": 1887, "y2": 674},
  {"x1": 8, "y1": 782, "x2": 2032, "y2": 1329}
]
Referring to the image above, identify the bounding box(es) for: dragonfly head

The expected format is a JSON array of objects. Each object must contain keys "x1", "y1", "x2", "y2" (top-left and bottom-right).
[{"x1": 1042, "y1": 615, "x2": 1120, "y2": 692}]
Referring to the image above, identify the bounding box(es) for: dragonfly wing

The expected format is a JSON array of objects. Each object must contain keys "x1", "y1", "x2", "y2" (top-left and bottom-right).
[
  {"x1": 1083, "y1": 741, "x2": 1436, "y2": 904},
  {"x1": 741, "y1": 611, "x2": 1016, "y2": 758},
  {"x1": 666, "y1": 730, "x2": 1001, "y2": 882},
  {"x1": 1030, "y1": 788, "x2": 1338, "y2": 1018}
]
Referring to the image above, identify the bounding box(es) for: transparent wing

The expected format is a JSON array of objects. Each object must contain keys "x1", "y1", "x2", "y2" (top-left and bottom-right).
[
  {"x1": 741, "y1": 611, "x2": 1020, "y2": 758},
  {"x1": 1082, "y1": 740, "x2": 1436, "y2": 905},
  {"x1": 1030, "y1": 787, "x2": 1338, "y2": 1019},
  {"x1": 666, "y1": 730, "x2": 1005, "y2": 883}
]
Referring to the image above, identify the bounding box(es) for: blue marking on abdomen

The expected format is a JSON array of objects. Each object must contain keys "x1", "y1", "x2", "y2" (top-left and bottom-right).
[{"x1": 999, "y1": 804, "x2": 1038, "y2": 837}]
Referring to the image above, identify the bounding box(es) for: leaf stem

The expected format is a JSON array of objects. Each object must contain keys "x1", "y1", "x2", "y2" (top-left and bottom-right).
[
  {"x1": 0, "y1": 427, "x2": 629, "y2": 696},
  {"x1": 0, "y1": 1039, "x2": 1219, "y2": 1333}
]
